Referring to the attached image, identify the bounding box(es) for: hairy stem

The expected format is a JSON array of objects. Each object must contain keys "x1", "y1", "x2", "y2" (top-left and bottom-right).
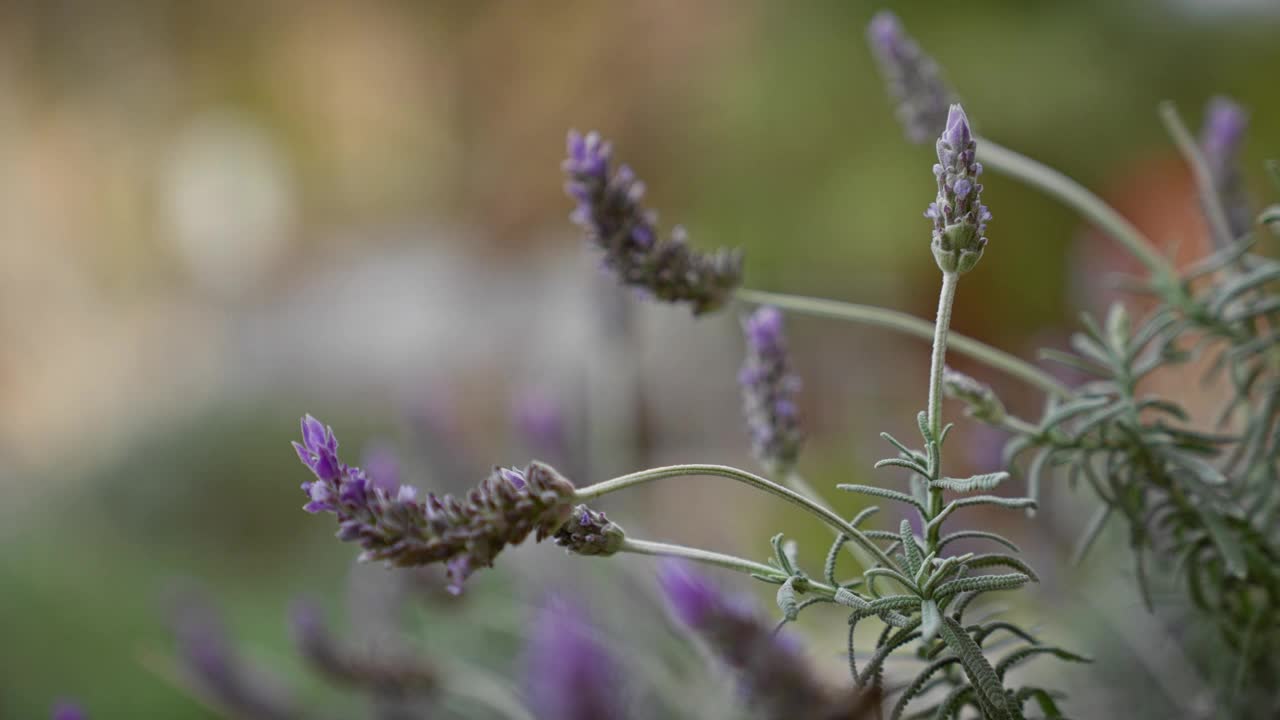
[
  {"x1": 576, "y1": 463, "x2": 898, "y2": 569},
  {"x1": 925, "y1": 272, "x2": 959, "y2": 548},
  {"x1": 735, "y1": 288, "x2": 1071, "y2": 399},
  {"x1": 976, "y1": 135, "x2": 1178, "y2": 288},
  {"x1": 618, "y1": 538, "x2": 843, "y2": 600},
  {"x1": 927, "y1": 273, "x2": 959, "y2": 441}
]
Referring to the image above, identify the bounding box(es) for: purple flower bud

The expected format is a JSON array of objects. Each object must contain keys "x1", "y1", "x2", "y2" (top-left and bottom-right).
[
  {"x1": 293, "y1": 414, "x2": 341, "y2": 483},
  {"x1": 524, "y1": 598, "x2": 628, "y2": 720},
  {"x1": 563, "y1": 129, "x2": 743, "y2": 315},
  {"x1": 658, "y1": 561, "x2": 856, "y2": 719},
  {"x1": 739, "y1": 307, "x2": 804, "y2": 474},
  {"x1": 554, "y1": 504, "x2": 626, "y2": 556},
  {"x1": 929, "y1": 104, "x2": 989, "y2": 274},
  {"x1": 51, "y1": 701, "x2": 87, "y2": 720},
  {"x1": 1200, "y1": 96, "x2": 1253, "y2": 240},
  {"x1": 292, "y1": 417, "x2": 578, "y2": 593},
  {"x1": 867, "y1": 11, "x2": 956, "y2": 144}
]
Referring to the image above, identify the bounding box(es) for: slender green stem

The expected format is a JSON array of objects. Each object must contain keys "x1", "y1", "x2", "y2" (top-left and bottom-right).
[
  {"x1": 927, "y1": 273, "x2": 959, "y2": 441},
  {"x1": 976, "y1": 135, "x2": 1177, "y2": 286},
  {"x1": 735, "y1": 287, "x2": 1071, "y2": 399},
  {"x1": 576, "y1": 463, "x2": 899, "y2": 569},
  {"x1": 925, "y1": 272, "x2": 959, "y2": 548},
  {"x1": 1157, "y1": 102, "x2": 1234, "y2": 250},
  {"x1": 786, "y1": 470, "x2": 878, "y2": 573},
  {"x1": 618, "y1": 537, "x2": 841, "y2": 600}
]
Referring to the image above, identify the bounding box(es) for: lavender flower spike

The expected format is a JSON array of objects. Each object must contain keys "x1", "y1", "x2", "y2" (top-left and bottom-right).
[
  {"x1": 927, "y1": 104, "x2": 990, "y2": 274},
  {"x1": 290, "y1": 600, "x2": 437, "y2": 693},
  {"x1": 659, "y1": 561, "x2": 872, "y2": 720},
  {"x1": 524, "y1": 597, "x2": 628, "y2": 720},
  {"x1": 563, "y1": 130, "x2": 743, "y2": 315},
  {"x1": 739, "y1": 306, "x2": 804, "y2": 474},
  {"x1": 867, "y1": 10, "x2": 956, "y2": 144},
  {"x1": 1199, "y1": 96, "x2": 1253, "y2": 241},
  {"x1": 293, "y1": 415, "x2": 577, "y2": 592}
]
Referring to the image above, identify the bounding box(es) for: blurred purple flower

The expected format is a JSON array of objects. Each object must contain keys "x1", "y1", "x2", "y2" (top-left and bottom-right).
[
  {"x1": 927, "y1": 105, "x2": 990, "y2": 274},
  {"x1": 51, "y1": 701, "x2": 87, "y2": 720},
  {"x1": 657, "y1": 561, "x2": 854, "y2": 719},
  {"x1": 290, "y1": 599, "x2": 437, "y2": 694},
  {"x1": 1199, "y1": 95, "x2": 1253, "y2": 240},
  {"x1": 867, "y1": 10, "x2": 956, "y2": 144},
  {"x1": 512, "y1": 389, "x2": 570, "y2": 463},
  {"x1": 563, "y1": 130, "x2": 743, "y2": 315},
  {"x1": 739, "y1": 306, "x2": 804, "y2": 474},
  {"x1": 524, "y1": 597, "x2": 628, "y2": 720},
  {"x1": 170, "y1": 592, "x2": 297, "y2": 720},
  {"x1": 360, "y1": 442, "x2": 402, "y2": 495},
  {"x1": 292, "y1": 415, "x2": 577, "y2": 592}
]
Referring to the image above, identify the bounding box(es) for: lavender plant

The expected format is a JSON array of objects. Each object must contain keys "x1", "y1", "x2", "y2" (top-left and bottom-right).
[{"x1": 274, "y1": 9, "x2": 1280, "y2": 719}]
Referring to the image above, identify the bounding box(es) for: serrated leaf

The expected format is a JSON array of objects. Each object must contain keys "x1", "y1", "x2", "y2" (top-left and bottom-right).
[
  {"x1": 838, "y1": 484, "x2": 926, "y2": 513},
  {"x1": 776, "y1": 577, "x2": 799, "y2": 621},
  {"x1": 900, "y1": 519, "x2": 923, "y2": 575},
  {"x1": 874, "y1": 457, "x2": 930, "y2": 476},
  {"x1": 931, "y1": 473, "x2": 1009, "y2": 493},
  {"x1": 938, "y1": 530, "x2": 1021, "y2": 554},
  {"x1": 995, "y1": 646, "x2": 1091, "y2": 679},
  {"x1": 938, "y1": 616, "x2": 1020, "y2": 719},
  {"x1": 891, "y1": 657, "x2": 961, "y2": 720},
  {"x1": 920, "y1": 599, "x2": 941, "y2": 644},
  {"x1": 933, "y1": 573, "x2": 1031, "y2": 601}
]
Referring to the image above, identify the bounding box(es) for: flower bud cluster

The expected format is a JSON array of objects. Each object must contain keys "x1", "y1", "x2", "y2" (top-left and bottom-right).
[
  {"x1": 739, "y1": 306, "x2": 804, "y2": 474},
  {"x1": 927, "y1": 105, "x2": 990, "y2": 274},
  {"x1": 563, "y1": 130, "x2": 743, "y2": 315},
  {"x1": 293, "y1": 415, "x2": 576, "y2": 593}
]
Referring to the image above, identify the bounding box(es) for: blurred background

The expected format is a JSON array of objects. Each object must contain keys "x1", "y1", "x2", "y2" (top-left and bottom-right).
[{"x1": 1, "y1": 0, "x2": 1278, "y2": 717}]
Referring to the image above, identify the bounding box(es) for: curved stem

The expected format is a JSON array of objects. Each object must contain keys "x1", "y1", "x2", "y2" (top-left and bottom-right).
[
  {"x1": 1157, "y1": 102, "x2": 1234, "y2": 250},
  {"x1": 976, "y1": 135, "x2": 1178, "y2": 287},
  {"x1": 576, "y1": 463, "x2": 898, "y2": 569},
  {"x1": 736, "y1": 288, "x2": 1071, "y2": 400},
  {"x1": 618, "y1": 538, "x2": 841, "y2": 599}
]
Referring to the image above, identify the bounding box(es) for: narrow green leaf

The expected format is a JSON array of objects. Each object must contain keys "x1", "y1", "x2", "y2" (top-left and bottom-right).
[
  {"x1": 1196, "y1": 506, "x2": 1248, "y2": 579},
  {"x1": 838, "y1": 484, "x2": 926, "y2": 513},
  {"x1": 931, "y1": 473, "x2": 1009, "y2": 493},
  {"x1": 900, "y1": 519, "x2": 923, "y2": 576},
  {"x1": 938, "y1": 616, "x2": 1020, "y2": 719},
  {"x1": 920, "y1": 600, "x2": 941, "y2": 644},
  {"x1": 995, "y1": 646, "x2": 1091, "y2": 679},
  {"x1": 776, "y1": 577, "x2": 799, "y2": 621}
]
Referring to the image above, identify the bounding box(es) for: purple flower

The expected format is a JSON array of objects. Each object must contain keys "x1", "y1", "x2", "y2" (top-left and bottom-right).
[
  {"x1": 170, "y1": 592, "x2": 297, "y2": 720},
  {"x1": 1200, "y1": 95, "x2": 1253, "y2": 240},
  {"x1": 292, "y1": 416, "x2": 578, "y2": 593},
  {"x1": 524, "y1": 597, "x2": 628, "y2": 720},
  {"x1": 563, "y1": 130, "x2": 743, "y2": 315},
  {"x1": 290, "y1": 600, "x2": 437, "y2": 693},
  {"x1": 928, "y1": 105, "x2": 990, "y2": 274},
  {"x1": 360, "y1": 443, "x2": 402, "y2": 495},
  {"x1": 512, "y1": 389, "x2": 570, "y2": 463},
  {"x1": 51, "y1": 701, "x2": 87, "y2": 720},
  {"x1": 867, "y1": 11, "x2": 956, "y2": 144},
  {"x1": 658, "y1": 561, "x2": 857, "y2": 719},
  {"x1": 739, "y1": 307, "x2": 804, "y2": 474}
]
